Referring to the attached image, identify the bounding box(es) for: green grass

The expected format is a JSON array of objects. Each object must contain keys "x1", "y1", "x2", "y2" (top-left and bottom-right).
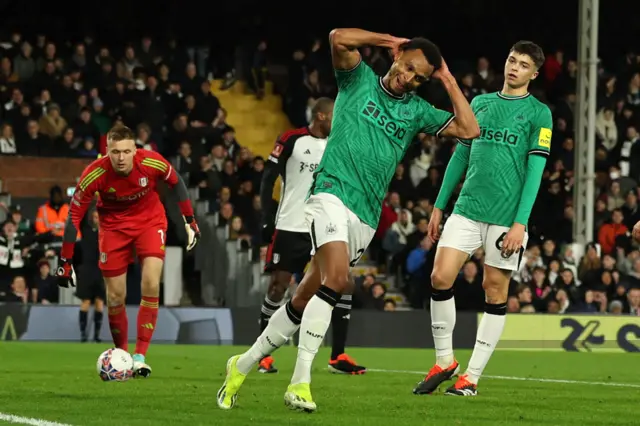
[{"x1": 0, "y1": 343, "x2": 638, "y2": 425}]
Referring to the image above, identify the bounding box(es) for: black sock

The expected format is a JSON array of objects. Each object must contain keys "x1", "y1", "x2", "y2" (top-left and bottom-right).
[
  {"x1": 94, "y1": 311, "x2": 103, "y2": 340},
  {"x1": 260, "y1": 295, "x2": 283, "y2": 332},
  {"x1": 331, "y1": 294, "x2": 352, "y2": 360},
  {"x1": 79, "y1": 310, "x2": 88, "y2": 334}
]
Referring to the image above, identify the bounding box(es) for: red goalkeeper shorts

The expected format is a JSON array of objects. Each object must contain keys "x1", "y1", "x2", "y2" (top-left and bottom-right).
[{"x1": 98, "y1": 222, "x2": 167, "y2": 277}]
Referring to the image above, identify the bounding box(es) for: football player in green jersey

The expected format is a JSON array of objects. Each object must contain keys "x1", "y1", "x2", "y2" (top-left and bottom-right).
[
  {"x1": 216, "y1": 28, "x2": 479, "y2": 412},
  {"x1": 413, "y1": 41, "x2": 552, "y2": 397}
]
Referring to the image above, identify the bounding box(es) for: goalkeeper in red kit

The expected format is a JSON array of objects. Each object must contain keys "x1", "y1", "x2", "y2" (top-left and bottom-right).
[{"x1": 56, "y1": 125, "x2": 201, "y2": 378}]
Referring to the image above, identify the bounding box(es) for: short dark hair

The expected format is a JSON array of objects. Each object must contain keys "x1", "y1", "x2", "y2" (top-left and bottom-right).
[
  {"x1": 399, "y1": 37, "x2": 442, "y2": 70},
  {"x1": 311, "y1": 97, "x2": 334, "y2": 116},
  {"x1": 510, "y1": 41, "x2": 545, "y2": 69},
  {"x1": 107, "y1": 125, "x2": 135, "y2": 143}
]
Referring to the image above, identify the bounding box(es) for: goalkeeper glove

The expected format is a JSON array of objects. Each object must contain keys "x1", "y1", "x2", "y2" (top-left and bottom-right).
[
  {"x1": 184, "y1": 216, "x2": 201, "y2": 251},
  {"x1": 56, "y1": 258, "x2": 76, "y2": 288}
]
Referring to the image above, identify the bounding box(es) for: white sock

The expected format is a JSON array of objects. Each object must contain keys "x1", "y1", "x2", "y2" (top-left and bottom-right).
[
  {"x1": 236, "y1": 303, "x2": 300, "y2": 375},
  {"x1": 290, "y1": 295, "x2": 334, "y2": 385},
  {"x1": 430, "y1": 294, "x2": 456, "y2": 368},
  {"x1": 466, "y1": 312, "x2": 506, "y2": 384}
]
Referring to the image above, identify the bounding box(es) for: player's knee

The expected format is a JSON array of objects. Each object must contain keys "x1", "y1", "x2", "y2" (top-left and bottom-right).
[
  {"x1": 267, "y1": 273, "x2": 290, "y2": 302},
  {"x1": 94, "y1": 298, "x2": 105, "y2": 312},
  {"x1": 80, "y1": 300, "x2": 91, "y2": 311},
  {"x1": 482, "y1": 280, "x2": 508, "y2": 304},
  {"x1": 323, "y1": 272, "x2": 350, "y2": 293},
  {"x1": 107, "y1": 288, "x2": 125, "y2": 306},
  {"x1": 430, "y1": 269, "x2": 454, "y2": 291},
  {"x1": 290, "y1": 293, "x2": 309, "y2": 313},
  {"x1": 141, "y1": 276, "x2": 160, "y2": 296}
]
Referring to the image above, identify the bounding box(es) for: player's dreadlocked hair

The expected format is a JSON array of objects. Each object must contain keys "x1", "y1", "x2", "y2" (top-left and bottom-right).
[
  {"x1": 399, "y1": 38, "x2": 443, "y2": 70},
  {"x1": 510, "y1": 41, "x2": 545, "y2": 69},
  {"x1": 107, "y1": 124, "x2": 135, "y2": 143}
]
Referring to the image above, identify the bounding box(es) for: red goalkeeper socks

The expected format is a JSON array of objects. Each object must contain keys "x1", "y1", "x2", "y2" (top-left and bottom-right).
[
  {"x1": 108, "y1": 305, "x2": 129, "y2": 351},
  {"x1": 135, "y1": 296, "x2": 159, "y2": 356}
]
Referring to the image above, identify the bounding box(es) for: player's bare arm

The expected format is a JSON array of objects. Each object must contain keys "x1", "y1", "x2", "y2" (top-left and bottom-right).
[
  {"x1": 433, "y1": 61, "x2": 480, "y2": 140},
  {"x1": 329, "y1": 28, "x2": 407, "y2": 70}
]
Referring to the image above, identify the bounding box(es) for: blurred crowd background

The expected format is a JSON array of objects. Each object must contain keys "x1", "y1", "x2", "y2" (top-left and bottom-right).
[{"x1": 0, "y1": 2, "x2": 639, "y2": 318}]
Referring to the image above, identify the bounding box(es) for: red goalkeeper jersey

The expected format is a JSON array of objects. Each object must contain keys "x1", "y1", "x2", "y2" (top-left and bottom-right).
[{"x1": 69, "y1": 150, "x2": 177, "y2": 232}]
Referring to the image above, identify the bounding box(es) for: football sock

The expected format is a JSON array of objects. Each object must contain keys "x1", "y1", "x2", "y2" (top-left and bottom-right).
[
  {"x1": 260, "y1": 294, "x2": 284, "y2": 332},
  {"x1": 135, "y1": 296, "x2": 159, "y2": 356},
  {"x1": 330, "y1": 294, "x2": 352, "y2": 360},
  {"x1": 430, "y1": 287, "x2": 456, "y2": 368},
  {"x1": 94, "y1": 310, "x2": 104, "y2": 341},
  {"x1": 236, "y1": 301, "x2": 301, "y2": 375},
  {"x1": 79, "y1": 310, "x2": 88, "y2": 337},
  {"x1": 466, "y1": 302, "x2": 507, "y2": 384},
  {"x1": 291, "y1": 287, "x2": 338, "y2": 385},
  {"x1": 108, "y1": 304, "x2": 129, "y2": 351}
]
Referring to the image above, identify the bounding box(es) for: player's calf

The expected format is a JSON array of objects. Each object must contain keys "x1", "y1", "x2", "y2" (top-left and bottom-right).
[
  {"x1": 291, "y1": 242, "x2": 349, "y2": 386},
  {"x1": 133, "y1": 257, "x2": 163, "y2": 378},
  {"x1": 461, "y1": 266, "x2": 509, "y2": 388},
  {"x1": 105, "y1": 273, "x2": 129, "y2": 351},
  {"x1": 328, "y1": 294, "x2": 366, "y2": 375},
  {"x1": 258, "y1": 272, "x2": 292, "y2": 373}
]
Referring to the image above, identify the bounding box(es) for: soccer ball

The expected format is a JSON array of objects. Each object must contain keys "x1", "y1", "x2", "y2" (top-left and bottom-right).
[{"x1": 96, "y1": 348, "x2": 134, "y2": 382}]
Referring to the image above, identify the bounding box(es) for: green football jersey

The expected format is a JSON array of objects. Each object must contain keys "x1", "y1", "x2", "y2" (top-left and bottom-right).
[
  {"x1": 311, "y1": 61, "x2": 454, "y2": 228},
  {"x1": 453, "y1": 92, "x2": 553, "y2": 227}
]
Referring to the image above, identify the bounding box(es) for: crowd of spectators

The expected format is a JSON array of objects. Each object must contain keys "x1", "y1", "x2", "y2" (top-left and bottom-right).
[{"x1": 1, "y1": 31, "x2": 639, "y2": 316}]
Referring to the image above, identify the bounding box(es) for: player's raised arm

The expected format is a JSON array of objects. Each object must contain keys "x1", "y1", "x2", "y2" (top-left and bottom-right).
[
  {"x1": 329, "y1": 28, "x2": 407, "y2": 71},
  {"x1": 432, "y1": 61, "x2": 480, "y2": 140},
  {"x1": 58, "y1": 163, "x2": 105, "y2": 287},
  {"x1": 143, "y1": 151, "x2": 201, "y2": 251}
]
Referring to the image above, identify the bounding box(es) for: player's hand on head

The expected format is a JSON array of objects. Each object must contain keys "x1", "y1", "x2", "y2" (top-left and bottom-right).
[
  {"x1": 184, "y1": 216, "x2": 201, "y2": 252},
  {"x1": 389, "y1": 37, "x2": 410, "y2": 58},
  {"x1": 427, "y1": 208, "x2": 443, "y2": 243},
  {"x1": 432, "y1": 58, "x2": 451, "y2": 80},
  {"x1": 56, "y1": 258, "x2": 76, "y2": 288},
  {"x1": 501, "y1": 223, "x2": 526, "y2": 258}
]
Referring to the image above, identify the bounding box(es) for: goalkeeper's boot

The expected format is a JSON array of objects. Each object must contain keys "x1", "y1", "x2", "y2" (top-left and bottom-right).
[
  {"x1": 328, "y1": 353, "x2": 366, "y2": 375},
  {"x1": 284, "y1": 383, "x2": 316, "y2": 413},
  {"x1": 412, "y1": 360, "x2": 460, "y2": 395},
  {"x1": 258, "y1": 355, "x2": 278, "y2": 373},
  {"x1": 444, "y1": 374, "x2": 478, "y2": 396},
  {"x1": 217, "y1": 355, "x2": 247, "y2": 410},
  {"x1": 132, "y1": 353, "x2": 152, "y2": 378}
]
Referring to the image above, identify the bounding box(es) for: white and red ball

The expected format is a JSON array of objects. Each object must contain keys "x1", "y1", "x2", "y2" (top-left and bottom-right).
[{"x1": 96, "y1": 348, "x2": 134, "y2": 382}]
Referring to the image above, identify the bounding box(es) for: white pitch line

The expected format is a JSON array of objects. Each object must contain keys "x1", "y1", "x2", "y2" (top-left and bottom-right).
[
  {"x1": 0, "y1": 413, "x2": 72, "y2": 426},
  {"x1": 367, "y1": 368, "x2": 640, "y2": 389}
]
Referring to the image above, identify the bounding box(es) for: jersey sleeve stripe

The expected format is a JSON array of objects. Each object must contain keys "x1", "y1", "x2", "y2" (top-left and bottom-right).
[
  {"x1": 456, "y1": 138, "x2": 471, "y2": 147},
  {"x1": 141, "y1": 158, "x2": 168, "y2": 172},
  {"x1": 528, "y1": 149, "x2": 549, "y2": 157},
  {"x1": 141, "y1": 157, "x2": 168, "y2": 169},
  {"x1": 164, "y1": 165, "x2": 172, "y2": 181},
  {"x1": 435, "y1": 114, "x2": 456, "y2": 137},
  {"x1": 79, "y1": 168, "x2": 106, "y2": 190}
]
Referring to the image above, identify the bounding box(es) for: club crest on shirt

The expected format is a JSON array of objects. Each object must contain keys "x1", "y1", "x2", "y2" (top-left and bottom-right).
[{"x1": 139, "y1": 177, "x2": 148, "y2": 187}]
